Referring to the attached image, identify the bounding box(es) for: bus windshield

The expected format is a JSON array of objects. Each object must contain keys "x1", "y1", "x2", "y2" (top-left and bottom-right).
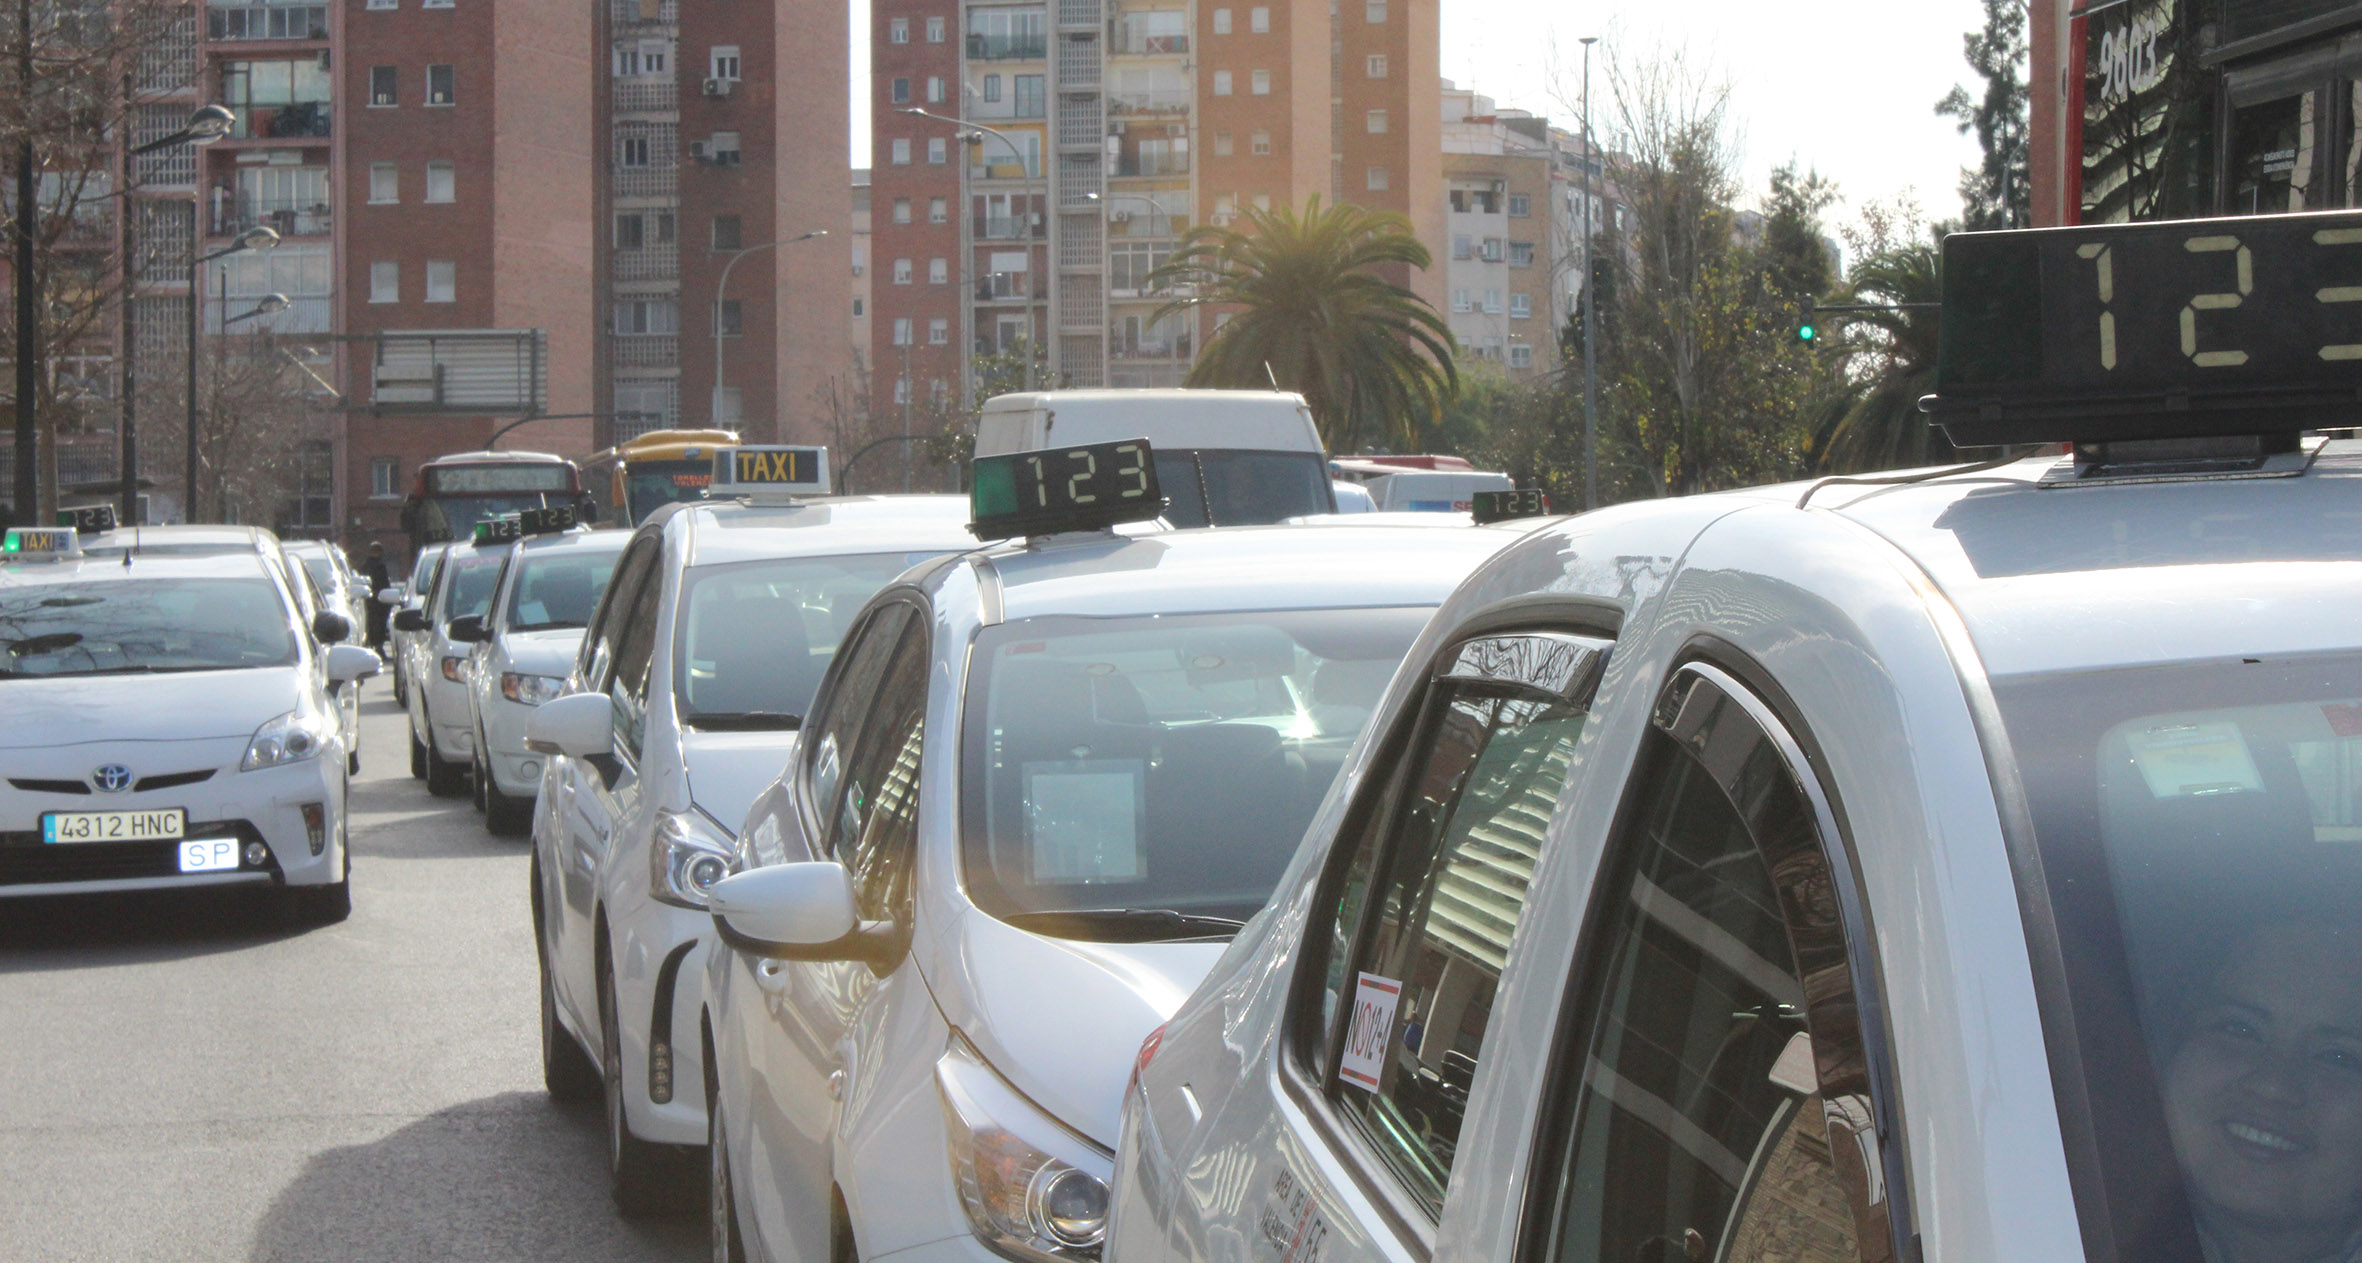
[{"x1": 625, "y1": 460, "x2": 715, "y2": 524}]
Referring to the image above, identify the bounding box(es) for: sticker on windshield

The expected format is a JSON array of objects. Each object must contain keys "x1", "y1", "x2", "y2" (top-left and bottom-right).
[
  {"x1": 1338, "y1": 972, "x2": 1401, "y2": 1091},
  {"x1": 2326, "y1": 702, "x2": 2362, "y2": 738},
  {"x1": 2127, "y1": 721, "x2": 2265, "y2": 798},
  {"x1": 1024, "y1": 760, "x2": 1145, "y2": 883}
]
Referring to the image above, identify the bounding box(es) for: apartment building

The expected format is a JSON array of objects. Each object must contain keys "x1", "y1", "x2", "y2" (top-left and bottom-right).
[
  {"x1": 597, "y1": 0, "x2": 850, "y2": 447},
  {"x1": 867, "y1": 0, "x2": 1441, "y2": 399}
]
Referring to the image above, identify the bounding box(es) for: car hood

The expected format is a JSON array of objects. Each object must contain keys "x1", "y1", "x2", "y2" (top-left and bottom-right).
[
  {"x1": 681, "y1": 730, "x2": 800, "y2": 836},
  {"x1": 933, "y1": 908, "x2": 1227, "y2": 1148},
  {"x1": 499, "y1": 628, "x2": 585, "y2": 677},
  {"x1": 0, "y1": 667, "x2": 305, "y2": 749}
]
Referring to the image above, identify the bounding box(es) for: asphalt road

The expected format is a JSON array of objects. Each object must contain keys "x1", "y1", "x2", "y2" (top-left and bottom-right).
[{"x1": 0, "y1": 687, "x2": 705, "y2": 1263}]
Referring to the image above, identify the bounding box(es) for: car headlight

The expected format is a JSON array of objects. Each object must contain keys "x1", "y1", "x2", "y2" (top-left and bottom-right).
[
  {"x1": 649, "y1": 807, "x2": 736, "y2": 909},
  {"x1": 242, "y1": 708, "x2": 337, "y2": 771},
  {"x1": 500, "y1": 672, "x2": 567, "y2": 706},
  {"x1": 938, "y1": 1033, "x2": 1113, "y2": 1263}
]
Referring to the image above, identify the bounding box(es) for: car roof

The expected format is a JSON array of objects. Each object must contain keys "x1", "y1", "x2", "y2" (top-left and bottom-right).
[
  {"x1": 78, "y1": 524, "x2": 278, "y2": 556},
  {"x1": 980, "y1": 521, "x2": 1529, "y2": 623},
  {"x1": 513, "y1": 527, "x2": 631, "y2": 557},
  {"x1": 0, "y1": 548, "x2": 283, "y2": 587},
  {"x1": 677, "y1": 495, "x2": 979, "y2": 568}
]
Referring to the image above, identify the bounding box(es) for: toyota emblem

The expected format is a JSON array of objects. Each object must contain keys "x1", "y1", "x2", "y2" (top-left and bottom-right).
[{"x1": 91, "y1": 764, "x2": 134, "y2": 793}]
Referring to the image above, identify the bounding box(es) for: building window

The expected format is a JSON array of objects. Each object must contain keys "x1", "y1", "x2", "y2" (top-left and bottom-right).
[
  {"x1": 369, "y1": 163, "x2": 398, "y2": 203},
  {"x1": 926, "y1": 15, "x2": 945, "y2": 41},
  {"x1": 615, "y1": 213, "x2": 646, "y2": 248},
  {"x1": 1253, "y1": 192, "x2": 1270, "y2": 210},
  {"x1": 617, "y1": 135, "x2": 649, "y2": 167},
  {"x1": 1366, "y1": 53, "x2": 1387, "y2": 77},
  {"x1": 718, "y1": 298, "x2": 743, "y2": 336},
  {"x1": 1014, "y1": 74, "x2": 1045, "y2": 116},
  {"x1": 1482, "y1": 287, "x2": 1502, "y2": 313},
  {"x1": 1452, "y1": 233, "x2": 1472, "y2": 260},
  {"x1": 1508, "y1": 344, "x2": 1533, "y2": 368},
  {"x1": 370, "y1": 458, "x2": 400, "y2": 499},
  {"x1": 982, "y1": 74, "x2": 1002, "y2": 102},
  {"x1": 892, "y1": 317, "x2": 911, "y2": 346},
  {"x1": 1213, "y1": 130, "x2": 1233, "y2": 156},
  {"x1": 893, "y1": 258, "x2": 912, "y2": 284},
  {"x1": 929, "y1": 257, "x2": 948, "y2": 284},
  {"x1": 365, "y1": 0, "x2": 394, "y2": 9},
  {"x1": 1508, "y1": 193, "x2": 1531, "y2": 217},
  {"x1": 891, "y1": 76, "x2": 910, "y2": 104},
  {"x1": 425, "y1": 161, "x2": 455, "y2": 203},
  {"x1": 1366, "y1": 0, "x2": 1385, "y2": 19},
  {"x1": 924, "y1": 76, "x2": 942, "y2": 103},
  {"x1": 1366, "y1": 109, "x2": 1387, "y2": 133},
  {"x1": 708, "y1": 131, "x2": 741, "y2": 166},
  {"x1": 369, "y1": 64, "x2": 397, "y2": 106},
  {"x1": 1481, "y1": 237, "x2": 1504, "y2": 261},
  {"x1": 422, "y1": 0, "x2": 451, "y2": 8},
  {"x1": 1509, "y1": 241, "x2": 1534, "y2": 267},
  {"x1": 927, "y1": 137, "x2": 948, "y2": 164},
  {"x1": 1366, "y1": 165, "x2": 1389, "y2": 191},
  {"x1": 893, "y1": 377, "x2": 910, "y2": 405},
  {"x1": 929, "y1": 317, "x2": 948, "y2": 344},
  {"x1": 889, "y1": 16, "x2": 908, "y2": 42},
  {"x1": 1212, "y1": 7, "x2": 1230, "y2": 33},
  {"x1": 852, "y1": 296, "x2": 864, "y2": 316},
  {"x1": 1212, "y1": 70, "x2": 1232, "y2": 96},
  {"x1": 710, "y1": 46, "x2": 741, "y2": 81},
  {"x1": 425, "y1": 260, "x2": 456, "y2": 302},
  {"x1": 611, "y1": 298, "x2": 679, "y2": 333},
  {"x1": 1249, "y1": 5, "x2": 1268, "y2": 31},
  {"x1": 890, "y1": 138, "x2": 910, "y2": 164},
  {"x1": 891, "y1": 197, "x2": 911, "y2": 224},
  {"x1": 1250, "y1": 129, "x2": 1270, "y2": 156},
  {"x1": 370, "y1": 260, "x2": 398, "y2": 303},
  {"x1": 426, "y1": 63, "x2": 454, "y2": 106},
  {"x1": 1509, "y1": 293, "x2": 1531, "y2": 318},
  {"x1": 713, "y1": 214, "x2": 742, "y2": 250},
  {"x1": 1451, "y1": 287, "x2": 1470, "y2": 312},
  {"x1": 1250, "y1": 69, "x2": 1270, "y2": 94},
  {"x1": 640, "y1": 39, "x2": 669, "y2": 75},
  {"x1": 929, "y1": 196, "x2": 948, "y2": 223}
]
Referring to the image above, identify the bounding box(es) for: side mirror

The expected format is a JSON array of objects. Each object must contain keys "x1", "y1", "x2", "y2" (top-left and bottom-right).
[
  {"x1": 311, "y1": 610, "x2": 352, "y2": 644},
  {"x1": 392, "y1": 608, "x2": 429, "y2": 633},
  {"x1": 526, "y1": 691, "x2": 612, "y2": 759},
  {"x1": 376, "y1": 585, "x2": 405, "y2": 605},
  {"x1": 446, "y1": 614, "x2": 488, "y2": 643},
  {"x1": 709, "y1": 862, "x2": 898, "y2": 969},
  {"x1": 325, "y1": 644, "x2": 382, "y2": 684}
]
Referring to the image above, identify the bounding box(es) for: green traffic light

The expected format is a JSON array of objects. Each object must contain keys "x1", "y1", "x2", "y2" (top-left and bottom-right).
[{"x1": 1797, "y1": 323, "x2": 1816, "y2": 342}]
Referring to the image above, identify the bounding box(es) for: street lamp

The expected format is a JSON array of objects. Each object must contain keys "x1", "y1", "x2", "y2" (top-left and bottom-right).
[
  {"x1": 899, "y1": 107, "x2": 1038, "y2": 394},
  {"x1": 710, "y1": 230, "x2": 827, "y2": 433},
  {"x1": 118, "y1": 104, "x2": 236, "y2": 522},
  {"x1": 186, "y1": 224, "x2": 279, "y2": 522},
  {"x1": 1579, "y1": 35, "x2": 1600, "y2": 512},
  {"x1": 223, "y1": 292, "x2": 291, "y2": 326}
]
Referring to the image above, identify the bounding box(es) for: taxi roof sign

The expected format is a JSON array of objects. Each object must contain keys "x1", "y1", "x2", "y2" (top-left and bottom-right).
[
  {"x1": 518, "y1": 504, "x2": 577, "y2": 536},
  {"x1": 1923, "y1": 210, "x2": 2362, "y2": 446},
  {"x1": 472, "y1": 515, "x2": 523, "y2": 546},
  {"x1": 57, "y1": 504, "x2": 117, "y2": 535},
  {"x1": 1471, "y1": 488, "x2": 1552, "y2": 525},
  {"x1": 4, "y1": 527, "x2": 83, "y2": 559},
  {"x1": 713, "y1": 445, "x2": 831, "y2": 498},
  {"x1": 969, "y1": 438, "x2": 1165, "y2": 540}
]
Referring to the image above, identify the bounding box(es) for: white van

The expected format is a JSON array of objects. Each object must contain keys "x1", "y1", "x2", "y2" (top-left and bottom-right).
[
  {"x1": 974, "y1": 389, "x2": 1337, "y2": 526},
  {"x1": 1331, "y1": 456, "x2": 1516, "y2": 512}
]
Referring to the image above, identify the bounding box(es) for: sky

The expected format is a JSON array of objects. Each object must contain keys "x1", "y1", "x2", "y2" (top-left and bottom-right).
[{"x1": 848, "y1": 0, "x2": 1993, "y2": 241}]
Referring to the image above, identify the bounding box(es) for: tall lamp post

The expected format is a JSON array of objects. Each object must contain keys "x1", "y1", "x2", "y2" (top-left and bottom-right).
[
  {"x1": 711, "y1": 230, "x2": 827, "y2": 434},
  {"x1": 187, "y1": 224, "x2": 279, "y2": 522},
  {"x1": 1579, "y1": 35, "x2": 1600, "y2": 511},
  {"x1": 119, "y1": 103, "x2": 235, "y2": 523},
  {"x1": 899, "y1": 107, "x2": 1038, "y2": 394}
]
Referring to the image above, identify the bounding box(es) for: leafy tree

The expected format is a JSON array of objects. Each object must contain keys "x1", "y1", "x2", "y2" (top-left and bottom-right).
[
  {"x1": 1759, "y1": 161, "x2": 1839, "y2": 303},
  {"x1": 1148, "y1": 197, "x2": 1455, "y2": 451},
  {"x1": 1809, "y1": 238, "x2": 1964, "y2": 472},
  {"x1": 1935, "y1": 0, "x2": 2030, "y2": 231}
]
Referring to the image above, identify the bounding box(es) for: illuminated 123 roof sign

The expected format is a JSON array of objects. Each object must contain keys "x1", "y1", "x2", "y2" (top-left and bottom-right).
[{"x1": 1924, "y1": 210, "x2": 2362, "y2": 445}]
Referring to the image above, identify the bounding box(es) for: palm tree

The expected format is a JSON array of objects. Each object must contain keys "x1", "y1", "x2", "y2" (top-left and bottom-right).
[
  {"x1": 1149, "y1": 198, "x2": 1456, "y2": 450},
  {"x1": 1812, "y1": 239, "x2": 1966, "y2": 472}
]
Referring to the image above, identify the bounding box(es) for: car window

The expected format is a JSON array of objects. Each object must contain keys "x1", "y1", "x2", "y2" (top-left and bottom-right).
[
  {"x1": 803, "y1": 604, "x2": 913, "y2": 852},
  {"x1": 506, "y1": 549, "x2": 622, "y2": 632},
  {"x1": 0, "y1": 576, "x2": 299, "y2": 675},
  {"x1": 831, "y1": 616, "x2": 930, "y2": 922},
  {"x1": 674, "y1": 552, "x2": 937, "y2": 731},
  {"x1": 437, "y1": 552, "x2": 506, "y2": 623},
  {"x1": 1530, "y1": 665, "x2": 1895, "y2": 1263},
  {"x1": 584, "y1": 539, "x2": 658, "y2": 692},
  {"x1": 1304, "y1": 630, "x2": 1611, "y2": 1216},
  {"x1": 606, "y1": 553, "x2": 666, "y2": 759}
]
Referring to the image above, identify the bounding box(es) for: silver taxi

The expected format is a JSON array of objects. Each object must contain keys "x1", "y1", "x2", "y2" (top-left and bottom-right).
[
  {"x1": 397, "y1": 531, "x2": 511, "y2": 795},
  {"x1": 386, "y1": 542, "x2": 450, "y2": 707},
  {"x1": 1109, "y1": 216, "x2": 2362, "y2": 1263}
]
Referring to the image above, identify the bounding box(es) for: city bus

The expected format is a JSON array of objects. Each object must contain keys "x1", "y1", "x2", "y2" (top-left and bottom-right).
[
  {"x1": 582, "y1": 428, "x2": 739, "y2": 527},
  {"x1": 399, "y1": 450, "x2": 596, "y2": 556}
]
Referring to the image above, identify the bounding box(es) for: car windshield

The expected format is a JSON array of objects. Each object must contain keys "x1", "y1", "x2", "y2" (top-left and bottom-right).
[
  {"x1": 0, "y1": 576, "x2": 299, "y2": 676},
  {"x1": 1996, "y1": 653, "x2": 2362, "y2": 1263},
  {"x1": 440, "y1": 553, "x2": 508, "y2": 622},
  {"x1": 409, "y1": 548, "x2": 441, "y2": 589},
  {"x1": 960, "y1": 607, "x2": 1430, "y2": 933},
  {"x1": 673, "y1": 552, "x2": 944, "y2": 730},
  {"x1": 1155, "y1": 450, "x2": 1334, "y2": 528},
  {"x1": 296, "y1": 553, "x2": 339, "y2": 592},
  {"x1": 505, "y1": 549, "x2": 622, "y2": 632}
]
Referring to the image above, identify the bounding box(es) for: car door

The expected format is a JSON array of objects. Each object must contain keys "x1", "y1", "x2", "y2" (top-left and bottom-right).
[
  {"x1": 737, "y1": 601, "x2": 926, "y2": 1262},
  {"x1": 1500, "y1": 661, "x2": 1906, "y2": 1263}
]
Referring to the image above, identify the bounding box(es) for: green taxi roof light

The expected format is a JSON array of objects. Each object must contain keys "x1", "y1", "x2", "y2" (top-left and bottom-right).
[{"x1": 967, "y1": 439, "x2": 1165, "y2": 540}]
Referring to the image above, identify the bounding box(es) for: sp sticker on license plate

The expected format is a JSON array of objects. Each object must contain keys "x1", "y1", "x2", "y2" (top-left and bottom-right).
[{"x1": 177, "y1": 839, "x2": 241, "y2": 873}]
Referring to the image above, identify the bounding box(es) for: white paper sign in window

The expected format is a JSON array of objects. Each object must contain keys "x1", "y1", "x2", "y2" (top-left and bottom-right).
[{"x1": 1338, "y1": 972, "x2": 1401, "y2": 1091}]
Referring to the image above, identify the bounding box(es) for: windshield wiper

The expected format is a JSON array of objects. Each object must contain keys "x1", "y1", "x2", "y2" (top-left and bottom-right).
[
  {"x1": 1001, "y1": 908, "x2": 1247, "y2": 943},
  {"x1": 60, "y1": 664, "x2": 245, "y2": 676},
  {"x1": 682, "y1": 711, "x2": 803, "y2": 731}
]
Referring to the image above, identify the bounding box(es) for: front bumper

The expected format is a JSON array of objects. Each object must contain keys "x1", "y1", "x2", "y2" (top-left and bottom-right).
[
  {"x1": 422, "y1": 662, "x2": 475, "y2": 762},
  {"x1": 610, "y1": 892, "x2": 713, "y2": 1147},
  {"x1": 0, "y1": 751, "x2": 346, "y2": 898},
  {"x1": 479, "y1": 694, "x2": 549, "y2": 799}
]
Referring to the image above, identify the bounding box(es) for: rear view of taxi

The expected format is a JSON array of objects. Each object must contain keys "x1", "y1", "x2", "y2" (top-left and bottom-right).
[
  {"x1": 1110, "y1": 213, "x2": 2362, "y2": 1263},
  {"x1": 0, "y1": 526, "x2": 377, "y2": 922},
  {"x1": 699, "y1": 441, "x2": 1536, "y2": 1263}
]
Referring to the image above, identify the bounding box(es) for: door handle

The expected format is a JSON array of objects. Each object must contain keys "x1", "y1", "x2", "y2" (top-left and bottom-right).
[
  {"x1": 827, "y1": 1068, "x2": 846, "y2": 1101},
  {"x1": 754, "y1": 958, "x2": 792, "y2": 994}
]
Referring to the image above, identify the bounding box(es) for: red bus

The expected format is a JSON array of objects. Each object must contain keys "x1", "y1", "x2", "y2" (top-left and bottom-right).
[{"x1": 399, "y1": 449, "x2": 597, "y2": 555}]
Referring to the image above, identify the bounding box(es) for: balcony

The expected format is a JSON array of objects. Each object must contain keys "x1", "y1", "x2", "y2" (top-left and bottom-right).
[
  {"x1": 612, "y1": 165, "x2": 677, "y2": 199},
  {"x1": 978, "y1": 216, "x2": 1040, "y2": 240},
  {"x1": 1057, "y1": 0, "x2": 1101, "y2": 28},
  {"x1": 974, "y1": 277, "x2": 1031, "y2": 302},
  {"x1": 610, "y1": 0, "x2": 678, "y2": 26},
  {"x1": 228, "y1": 101, "x2": 331, "y2": 140},
  {"x1": 613, "y1": 79, "x2": 678, "y2": 114},
  {"x1": 1107, "y1": 89, "x2": 1187, "y2": 116},
  {"x1": 1110, "y1": 152, "x2": 1188, "y2": 178},
  {"x1": 611, "y1": 334, "x2": 678, "y2": 368},
  {"x1": 218, "y1": 200, "x2": 331, "y2": 239},
  {"x1": 1113, "y1": 33, "x2": 1189, "y2": 55},
  {"x1": 613, "y1": 245, "x2": 679, "y2": 282},
  {"x1": 207, "y1": 4, "x2": 328, "y2": 42},
  {"x1": 967, "y1": 34, "x2": 1048, "y2": 60}
]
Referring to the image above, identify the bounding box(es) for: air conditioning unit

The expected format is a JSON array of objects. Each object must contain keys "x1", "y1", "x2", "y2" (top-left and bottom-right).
[
  {"x1": 1109, "y1": 210, "x2": 1130, "y2": 223},
  {"x1": 703, "y1": 77, "x2": 732, "y2": 97},
  {"x1": 687, "y1": 140, "x2": 710, "y2": 161}
]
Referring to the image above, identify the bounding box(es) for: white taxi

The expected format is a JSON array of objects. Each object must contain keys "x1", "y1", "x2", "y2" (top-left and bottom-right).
[
  {"x1": 385, "y1": 542, "x2": 450, "y2": 707},
  {"x1": 527, "y1": 445, "x2": 982, "y2": 1215},
  {"x1": 397, "y1": 526, "x2": 513, "y2": 796},
  {"x1": 1108, "y1": 214, "x2": 2362, "y2": 1263},
  {"x1": 0, "y1": 525, "x2": 378, "y2": 922},
  {"x1": 457, "y1": 510, "x2": 625, "y2": 834},
  {"x1": 697, "y1": 440, "x2": 1539, "y2": 1263}
]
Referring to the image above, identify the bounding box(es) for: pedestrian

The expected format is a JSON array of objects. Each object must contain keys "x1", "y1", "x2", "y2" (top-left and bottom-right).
[{"x1": 359, "y1": 540, "x2": 394, "y2": 656}]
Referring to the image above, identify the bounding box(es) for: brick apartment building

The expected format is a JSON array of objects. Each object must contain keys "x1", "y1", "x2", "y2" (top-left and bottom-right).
[{"x1": 865, "y1": 0, "x2": 1444, "y2": 403}]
